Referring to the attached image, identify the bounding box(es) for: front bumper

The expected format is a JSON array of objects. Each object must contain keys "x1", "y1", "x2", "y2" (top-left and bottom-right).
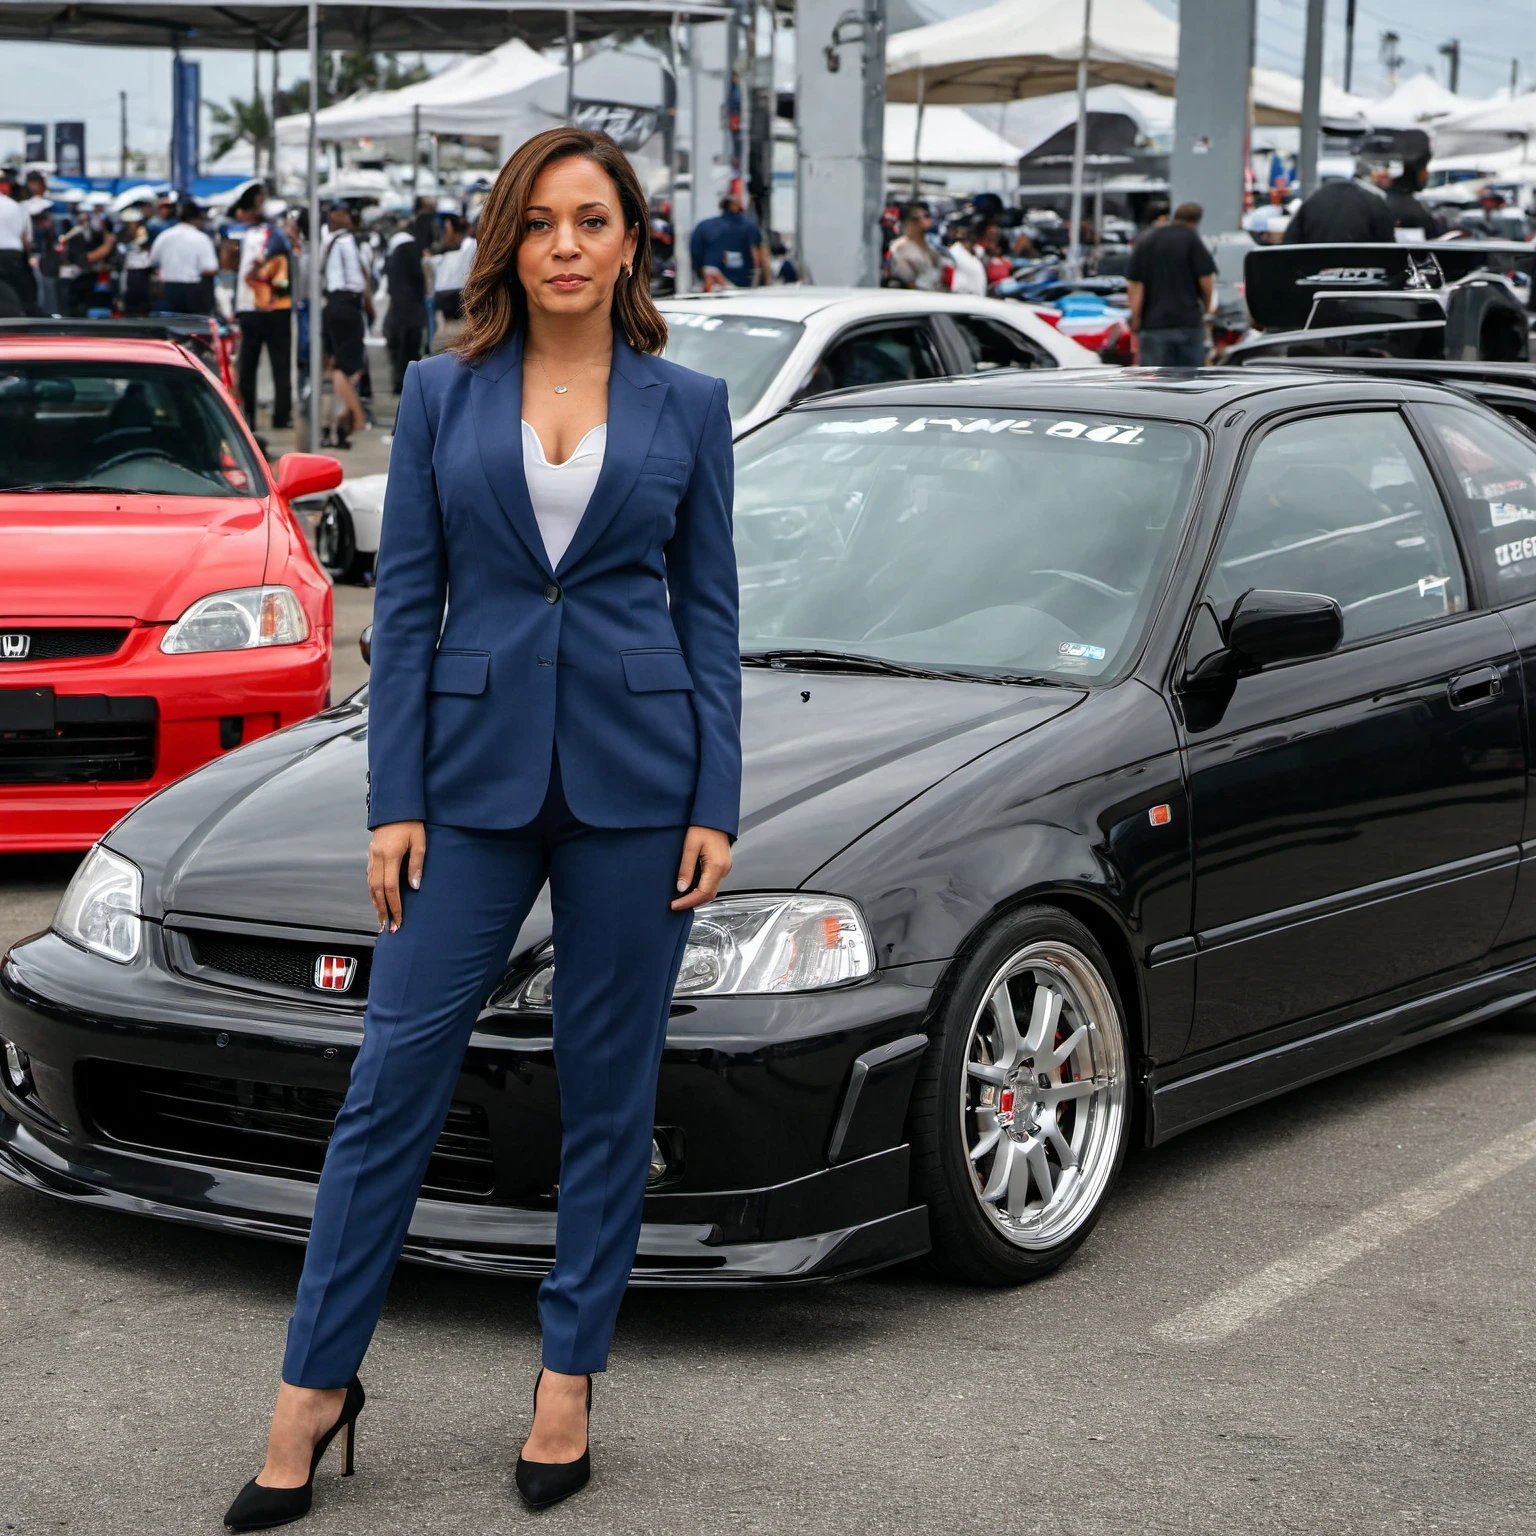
[
  {"x1": 0, "y1": 625, "x2": 330, "y2": 852},
  {"x1": 0, "y1": 930, "x2": 942, "y2": 1286}
]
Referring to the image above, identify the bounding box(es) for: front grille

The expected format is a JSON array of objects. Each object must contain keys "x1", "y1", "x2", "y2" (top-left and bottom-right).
[
  {"x1": 0, "y1": 627, "x2": 130, "y2": 662},
  {"x1": 80, "y1": 1062, "x2": 496, "y2": 1199},
  {"x1": 180, "y1": 928, "x2": 375, "y2": 1003},
  {"x1": 0, "y1": 695, "x2": 156, "y2": 784}
]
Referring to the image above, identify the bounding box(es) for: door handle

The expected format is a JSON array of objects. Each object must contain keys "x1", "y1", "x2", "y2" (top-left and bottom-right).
[{"x1": 1448, "y1": 666, "x2": 1504, "y2": 710}]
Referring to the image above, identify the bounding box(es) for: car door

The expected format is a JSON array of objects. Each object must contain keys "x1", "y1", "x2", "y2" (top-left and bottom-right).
[
  {"x1": 797, "y1": 319, "x2": 948, "y2": 400},
  {"x1": 1179, "y1": 407, "x2": 1525, "y2": 1057},
  {"x1": 935, "y1": 311, "x2": 1059, "y2": 372}
]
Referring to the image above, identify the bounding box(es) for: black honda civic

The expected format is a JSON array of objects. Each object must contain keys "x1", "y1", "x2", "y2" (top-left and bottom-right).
[{"x1": 8, "y1": 362, "x2": 1536, "y2": 1288}]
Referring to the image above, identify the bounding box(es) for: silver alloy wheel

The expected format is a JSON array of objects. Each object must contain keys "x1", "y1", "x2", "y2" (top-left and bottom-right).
[{"x1": 959, "y1": 939, "x2": 1127, "y2": 1250}]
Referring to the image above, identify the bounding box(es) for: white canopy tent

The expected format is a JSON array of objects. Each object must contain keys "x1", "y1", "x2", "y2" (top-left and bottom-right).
[
  {"x1": 1435, "y1": 90, "x2": 1536, "y2": 157},
  {"x1": 884, "y1": 103, "x2": 1021, "y2": 175},
  {"x1": 1366, "y1": 72, "x2": 1479, "y2": 130},
  {"x1": 275, "y1": 37, "x2": 566, "y2": 143}
]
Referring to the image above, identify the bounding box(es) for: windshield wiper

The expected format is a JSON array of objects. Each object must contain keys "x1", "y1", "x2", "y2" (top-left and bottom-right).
[
  {"x1": 0, "y1": 481, "x2": 91, "y2": 493},
  {"x1": 740, "y1": 648, "x2": 1076, "y2": 686}
]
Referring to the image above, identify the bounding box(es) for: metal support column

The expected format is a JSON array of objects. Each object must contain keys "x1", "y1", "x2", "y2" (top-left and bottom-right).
[
  {"x1": 1169, "y1": 0, "x2": 1255, "y2": 235},
  {"x1": 1066, "y1": 0, "x2": 1093, "y2": 277},
  {"x1": 1297, "y1": 0, "x2": 1325, "y2": 199},
  {"x1": 306, "y1": 0, "x2": 323, "y2": 454}
]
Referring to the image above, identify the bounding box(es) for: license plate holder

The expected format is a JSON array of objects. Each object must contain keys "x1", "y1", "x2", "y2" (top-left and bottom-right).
[{"x1": 0, "y1": 687, "x2": 56, "y2": 732}]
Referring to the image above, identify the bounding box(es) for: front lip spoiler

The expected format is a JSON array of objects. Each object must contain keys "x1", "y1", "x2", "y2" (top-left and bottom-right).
[{"x1": 0, "y1": 1112, "x2": 932, "y2": 1289}]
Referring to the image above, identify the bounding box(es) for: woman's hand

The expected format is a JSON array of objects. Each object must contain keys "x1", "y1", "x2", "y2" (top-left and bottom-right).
[
  {"x1": 368, "y1": 820, "x2": 426, "y2": 931},
  {"x1": 672, "y1": 826, "x2": 732, "y2": 911}
]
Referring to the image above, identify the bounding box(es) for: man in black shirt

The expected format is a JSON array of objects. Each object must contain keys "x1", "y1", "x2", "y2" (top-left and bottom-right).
[
  {"x1": 1126, "y1": 202, "x2": 1215, "y2": 367},
  {"x1": 1283, "y1": 140, "x2": 1395, "y2": 245},
  {"x1": 1384, "y1": 129, "x2": 1440, "y2": 240}
]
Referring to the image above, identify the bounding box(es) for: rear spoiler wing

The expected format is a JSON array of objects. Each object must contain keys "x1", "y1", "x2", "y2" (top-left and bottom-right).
[
  {"x1": 0, "y1": 316, "x2": 229, "y2": 344},
  {"x1": 1243, "y1": 241, "x2": 1536, "y2": 331}
]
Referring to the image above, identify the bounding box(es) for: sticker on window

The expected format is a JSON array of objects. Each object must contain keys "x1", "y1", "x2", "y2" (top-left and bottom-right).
[
  {"x1": 1489, "y1": 501, "x2": 1536, "y2": 527},
  {"x1": 1059, "y1": 642, "x2": 1108, "y2": 661},
  {"x1": 1495, "y1": 535, "x2": 1536, "y2": 567},
  {"x1": 1481, "y1": 478, "x2": 1529, "y2": 498}
]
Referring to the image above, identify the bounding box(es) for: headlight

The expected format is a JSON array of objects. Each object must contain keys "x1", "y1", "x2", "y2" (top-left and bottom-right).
[
  {"x1": 495, "y1": 894, "x2": 873, "y2": 1009},
  {"x1": 53, "y1": 845, "x2": 142, "y2": 963},
  {"x1": 161, "y1": 586, "x2": 309, "y2": 653}
]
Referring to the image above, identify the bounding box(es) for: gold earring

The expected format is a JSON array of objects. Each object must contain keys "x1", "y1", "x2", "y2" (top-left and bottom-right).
[{"x1": 624, "y1": 262, "x2": 632, "y2": 277}]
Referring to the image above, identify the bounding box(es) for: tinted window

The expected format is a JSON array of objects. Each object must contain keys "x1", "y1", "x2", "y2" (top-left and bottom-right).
[
  {"x1": 1421, "y1": 403, "x2": 1536, "y2": 602},
  {"x1": 659, "y1": 310, "x2": 805, "y2": 420},
  {"x1": 734, "y1": 407, "x2": 1201, "y2": 679},
  {"x1": 802, "y1": 323, "x2": 945, "y2": 398},
  {"x1": 1209, "y1": 411, "x2": 1466, "y2": 643},
  {"x1": 0, "y1": 361, "x2": 263, "y2": 496},
  {"x1": 948, "y1": 314, "x2": 1055, "y2": 371}
]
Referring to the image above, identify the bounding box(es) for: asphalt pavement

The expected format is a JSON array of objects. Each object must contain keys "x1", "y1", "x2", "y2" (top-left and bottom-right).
[{"x1": 2, "y1": 581, "x2": 1533, "y2": 1536}]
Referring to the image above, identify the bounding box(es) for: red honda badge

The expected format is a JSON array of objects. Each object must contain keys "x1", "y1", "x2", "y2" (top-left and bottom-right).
[{"x1": 313, "y1": 954, "x2": 358, "y2": 992}]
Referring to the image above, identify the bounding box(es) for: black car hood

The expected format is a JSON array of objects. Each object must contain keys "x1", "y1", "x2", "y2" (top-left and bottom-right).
[{"x1": 148, "y1": 671, "x2": 1081, "y2": 949}]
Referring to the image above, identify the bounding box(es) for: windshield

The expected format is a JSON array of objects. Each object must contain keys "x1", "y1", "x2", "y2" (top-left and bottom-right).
[
  {"x1": 0, "y1": 361, "x2": 265, "y2": 496},
  {"x1": 660, "y1": 310, "x2": 804, "y2": 418},
  {"x1": 734, "y1": 406, "x2": 1203, "y2": 681}
]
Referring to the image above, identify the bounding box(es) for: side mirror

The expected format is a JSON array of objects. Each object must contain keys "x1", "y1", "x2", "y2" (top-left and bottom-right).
[
  {"x1": 1227, "y1": 588, "x2": 1343, "y2": 667},
  {"x1": 359, "y1": 624, "x2": 372, "y2": 666},
  {"x1": 275, "y1": 451, "x2": 344, "y2": 502},
  {"x1": 1183, "y1": 588, "x2": 1342, "y2": 688}
]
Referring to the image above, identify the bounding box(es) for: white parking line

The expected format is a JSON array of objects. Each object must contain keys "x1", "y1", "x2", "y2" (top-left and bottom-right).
[{"x1": 1157, "y1": 1116, "x2": 1536, "y2": 1346}]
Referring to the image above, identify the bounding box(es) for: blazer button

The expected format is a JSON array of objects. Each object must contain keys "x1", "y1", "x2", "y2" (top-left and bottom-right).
[{"x1": 543, "y1": 583, "x2": 561, "y2": 604}]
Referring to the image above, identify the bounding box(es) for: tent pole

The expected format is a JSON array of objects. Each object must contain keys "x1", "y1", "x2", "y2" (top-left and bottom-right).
[
  {"x1": 565, "y1": 11, "x2": 577, "y2": 124},
  {"x1": 1066, "y1": 0, "x2": 1091, "y2": 277},
  {"x1": 1297, "y1": 0, "x2": 1324, "y2": 199},
  {"x1": 667, "y1": 12, "x2": 683, "y2": 291},
  {"x1": 910, "y1": 68, "x2": 924, "y2": 198},
  {"x1": 307, "y1": 0, "x2": 322, "y2": 455},
  {"x1": 411, "y1": 103, "x2": 420, "y2": 193}
]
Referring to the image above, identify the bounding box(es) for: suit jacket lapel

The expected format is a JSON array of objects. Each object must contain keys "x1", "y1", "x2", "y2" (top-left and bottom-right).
[
  {"x1": 554, "y1": 336, "x2": 668, "y2": 577},
  {"x1": 470, "y1": 331, "x2": 555, "y2": 579}
]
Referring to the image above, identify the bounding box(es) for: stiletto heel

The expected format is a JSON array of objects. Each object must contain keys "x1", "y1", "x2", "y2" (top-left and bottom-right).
[
  {"x1": 223, "y1": 1376, "x2": 365, "y2": 1531},
  {"x1": 515, "y1": 1368, "x2": 593, "y2": 1510}
]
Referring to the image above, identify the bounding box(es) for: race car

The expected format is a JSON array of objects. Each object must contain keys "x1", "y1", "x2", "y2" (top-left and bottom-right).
[{"x1": 0, "y1": 321, "x2": 343, "y2": 852}]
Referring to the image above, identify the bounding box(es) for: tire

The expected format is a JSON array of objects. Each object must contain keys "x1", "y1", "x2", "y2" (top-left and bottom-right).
[
  {"x1": 911, "y1": 905, "x2": 1132, "y2": 1285},
  {"x1": 316, "y1": 496, "x2": 367, "y2": 583}
]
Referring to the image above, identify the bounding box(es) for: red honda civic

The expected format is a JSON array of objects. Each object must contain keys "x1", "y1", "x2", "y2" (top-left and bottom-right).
[{"x1": 0, "y1": 329, "x2": 342, "y2": 852}]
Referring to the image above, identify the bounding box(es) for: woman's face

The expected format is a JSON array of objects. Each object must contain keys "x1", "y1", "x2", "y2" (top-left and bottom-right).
[{"x1": 516, "y1": 155, "x2": 638, "y2": 324}]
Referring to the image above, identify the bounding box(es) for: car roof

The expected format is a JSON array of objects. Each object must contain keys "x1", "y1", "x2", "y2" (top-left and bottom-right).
[
  {"x1": 657, "y1": 287, "x2": 1042, "y2": 324},
  {"x1": 0, "y1": 335, "x2": 196, "y2": 367},
  {"x1": 777, "y1": 364, "x2": 1431, "y2": 425}
]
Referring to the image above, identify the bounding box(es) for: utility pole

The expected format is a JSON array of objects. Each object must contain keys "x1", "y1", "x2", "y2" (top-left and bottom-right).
[
  {"x1": 1342, "y1": 0, "x2": 1356, "y2": 93},
  {"x1": 119, "y1": 90, "x2": 128, "y2": 179},
  {"x1": 1511, "y1": 59, "x2": 1520, "y2": 98},
  {"x1": 1439, "y1": 39, "x2": 1460, "y2": 95},
  {"x1": 1380, "y1": 30, "x2": 1402, "y2": 92}
]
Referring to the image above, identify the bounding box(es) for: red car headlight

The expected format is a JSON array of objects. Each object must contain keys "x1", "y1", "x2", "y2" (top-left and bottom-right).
[{"x1": 161, "y1": 586, "x2": 310, "y2": 653}]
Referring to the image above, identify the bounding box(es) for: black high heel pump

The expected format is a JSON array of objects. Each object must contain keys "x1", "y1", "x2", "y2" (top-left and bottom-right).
[
  {"x1": 515, "y1": 1368, "x2": 592, "y2": 1510},
  {"x1": 223, "y1": 1376, "x2": 366, "y2": 1532}
]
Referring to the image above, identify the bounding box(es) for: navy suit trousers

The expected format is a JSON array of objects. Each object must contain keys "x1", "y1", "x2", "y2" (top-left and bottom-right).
[{"x1": 282, "y1": 752, "x2": 693, "y2": 1384}]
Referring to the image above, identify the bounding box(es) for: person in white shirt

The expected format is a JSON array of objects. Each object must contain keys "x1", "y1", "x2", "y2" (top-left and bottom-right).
[
  {"x1": 429, "y1": 213, "x2": 476, "y2": 352},
  {"x1": 0, "y1": 188, "x2": 35, "y2": 317},
  {"x1": 946, "y1": 218, "x2": 989, "y2": 297},
  {"x1": 320, "y1": 205, "x2": 373, "y2": 448},
  {"x1": 150, "y1": 201, "x2": 219, "y2": 316}
]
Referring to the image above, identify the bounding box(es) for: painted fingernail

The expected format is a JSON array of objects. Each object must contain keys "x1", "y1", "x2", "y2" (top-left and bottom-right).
[
  {"x1": 676, "y1": 879, "x2": 688, "y2": 891},
  {"x1": 391, "y1": 922, "x2": 399, "y2": 932},
  {"x1": 410, "y1": 875, "x2": 420, "y2": 889}
]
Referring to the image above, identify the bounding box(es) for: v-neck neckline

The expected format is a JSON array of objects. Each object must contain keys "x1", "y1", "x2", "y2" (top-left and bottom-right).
[{"x1": 521, "y1": 418, "x2": 607, "y2": 469}]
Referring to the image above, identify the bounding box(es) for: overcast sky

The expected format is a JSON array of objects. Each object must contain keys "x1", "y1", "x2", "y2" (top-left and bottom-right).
[{"x1": 0, "y1": 0, "x2": 1529, "y2": 171}]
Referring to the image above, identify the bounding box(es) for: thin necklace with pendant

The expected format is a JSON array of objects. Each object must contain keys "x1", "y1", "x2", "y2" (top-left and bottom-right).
[{"x1": 530, "y1": 353, "x2": 607, "y2": 396}]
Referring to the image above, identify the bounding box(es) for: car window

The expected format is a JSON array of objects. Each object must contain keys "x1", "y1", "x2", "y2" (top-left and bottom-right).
[
  {"x1": 1420, "y1": 403, "x2": 1536, "y2": 603},
  {"x1": 0, "y1": 360, "x2": 263, "y2": 496},
  {"x1": 658, "y1": 311, "x2": 805, "y2": 420},
  {"x1": 948, "y1": 314, "x2": 1056, "y2": 371},
  {"x1": 802, "y1": 323, "x2": 945, "y2": 399},
  {"x1": 1208, "y1": 411, "x2": 1467, "y2": 643}
]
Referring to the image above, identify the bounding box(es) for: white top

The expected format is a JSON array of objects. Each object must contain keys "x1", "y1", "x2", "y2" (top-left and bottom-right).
[
  {"x1": 433, "y1": 236, "x2": 477, "y2": 293},
  {"x1": 522, "y1": 419, "x2": 607, "y2": 569},
  {"x1": 323, "y1": 229, "x2": 369, "y2": 294},
  {"x1": 0, "y1": 194, "x2": 28, "y2": 253},
  {"x1": 947, "y1": 241, "x2": 988, "y2": 297},
  {"x1": 150, "y1": 222, "x2": 218, "y2": 283}
]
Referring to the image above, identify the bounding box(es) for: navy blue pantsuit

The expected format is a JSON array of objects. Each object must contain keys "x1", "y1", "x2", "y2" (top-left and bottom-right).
[{"x1": 281, "y1": 330, "x2": 740, "y2": 1387}]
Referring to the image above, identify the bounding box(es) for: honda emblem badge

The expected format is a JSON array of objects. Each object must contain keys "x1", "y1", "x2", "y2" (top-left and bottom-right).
[
  {"x1": 0, "y1": 634, "x2": 29, "y2": 660},
  {"x1": 313, "y1": 953, "x2": 358, "y2": 992}
]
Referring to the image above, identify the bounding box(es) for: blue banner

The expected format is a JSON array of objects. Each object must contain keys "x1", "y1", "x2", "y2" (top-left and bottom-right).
[
  {"x1": 172, "y1": 58, "x2": 201, "y2": 193},
  {"x1": 53, "y1": 122, "x2": 86, "y2": 178}
]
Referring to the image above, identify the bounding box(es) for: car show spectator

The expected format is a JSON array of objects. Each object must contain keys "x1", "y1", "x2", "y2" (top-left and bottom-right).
[
  {"x1": 689, "y1": 193, "x2": 770, "y2": 290},
  {"x1": 0, "y1": 180, "x2": 34, "y2": 316},
  {"x1": 1126, "y1": 200, "x2": 1215, "y2": 368},
  {"x1": 233, "y1": 184, "x2": 294, "y2": 429},
  {"x1": 885, "y1": 202, "x2": 943, "y2": 289},
  {"x1": 382, "y1": 218, "x2": 427, "y2": 392},
  {"x1": 945, "y1": 217, "x2": 988, "y2": 295},
  {"x1": 117, "y1": 206, "x2": 155, "y2": 317},
  {"x1": 150, "y1": 200, "x2": 219, "y2": 316},
  {"x1": 1385, "y1": 129, "x2": 1441, "y2": 241},
  {"x1": 320, "y1": 204, "x2": 372, "y2": 449},
  {"x1": 1283, "y1": 147, "x2": 1395, "y2": 244},
  {"x1": 430, "y1": 212, "x2": 476, "y2": 352}
]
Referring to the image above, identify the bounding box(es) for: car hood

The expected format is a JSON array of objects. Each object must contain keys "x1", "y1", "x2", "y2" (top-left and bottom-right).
[
  {"x1": 0, "y1": 493, "x2": 270, "y2": 620},
  {"x1": 147, "y1": 671, "x2": 1082, "y2": 947}
]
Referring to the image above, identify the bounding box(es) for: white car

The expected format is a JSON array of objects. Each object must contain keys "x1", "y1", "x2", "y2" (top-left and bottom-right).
[{"x1": 312, "y1": 287, "x2": 1100, "y2": 582}]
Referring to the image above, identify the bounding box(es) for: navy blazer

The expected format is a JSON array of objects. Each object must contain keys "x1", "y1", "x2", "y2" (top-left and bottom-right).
[{"x1": 365, "y1": 331, "x2": 741, "y2": 837}]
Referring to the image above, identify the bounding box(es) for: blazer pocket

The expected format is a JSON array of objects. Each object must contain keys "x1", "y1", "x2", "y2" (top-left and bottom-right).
[
  {"x1": 640, "y1": 454, "x2": 689, "y2": 482},
  {"x1": 621, "y1": 647, "x2": 695, "y2": 692},
  {"x1": 428, "y1": 649, "x2": 490, "y2": 695}
]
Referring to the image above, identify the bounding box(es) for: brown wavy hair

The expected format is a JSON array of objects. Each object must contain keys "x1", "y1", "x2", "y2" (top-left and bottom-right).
[{"x1": 456, "y1": 127, "x2": 667, "y2": 362}]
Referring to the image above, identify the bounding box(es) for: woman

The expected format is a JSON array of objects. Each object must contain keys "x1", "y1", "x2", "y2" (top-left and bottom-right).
[{"x1": 224, "y1": 126, "x2": 741, "y2": 1530}]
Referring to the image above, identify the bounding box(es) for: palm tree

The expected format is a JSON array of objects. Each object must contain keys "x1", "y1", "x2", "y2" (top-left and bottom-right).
[{"x1": 209, "y1": 95, "x2": 273, "y2": 169}]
